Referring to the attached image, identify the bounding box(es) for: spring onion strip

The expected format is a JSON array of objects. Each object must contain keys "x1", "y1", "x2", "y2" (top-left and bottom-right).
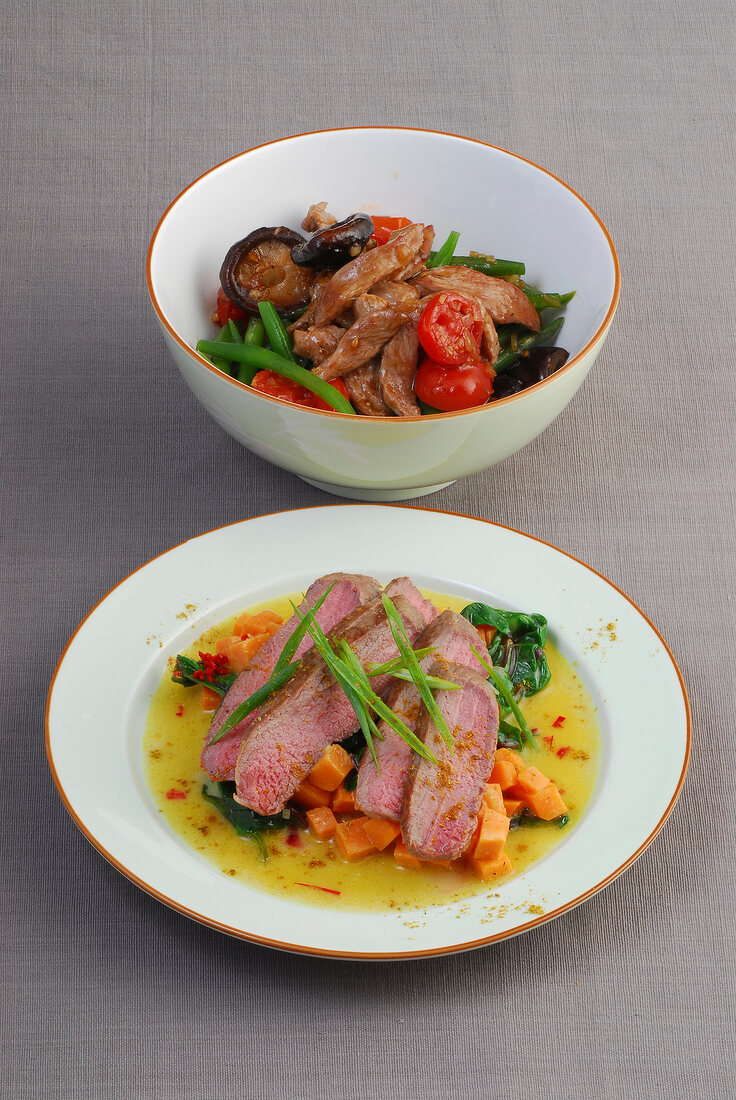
[
  {"x1": 471, "y1": 644, "x2": 535, "y2": 746},
  {"x1": 209, "y1": 661, "x2": 300, "y2": 744},
  {"x1": 272, "y1": 584, "x2": 333, "y2": 678},
  {"x1": 195, "y1": 341, "x2": 355, "y2": 414},
  {"x1": 386, "y1": 668, "x2": 461, "y2": 691},
  {"x1": 338, "y1": 641, "x2": 383, "y2": 767},
  {"x1": 294, "y1": 607, "x2": 438, "y2": 764},
  {"x1": 366, "y1": 647, "x2": 435, "y2": 677},
  {"x1": 426, "y1": 230, "x2": 460, "y2": 269},
  {"x1": 382, "y1": 595, "x2": 455, "y2": 751}
]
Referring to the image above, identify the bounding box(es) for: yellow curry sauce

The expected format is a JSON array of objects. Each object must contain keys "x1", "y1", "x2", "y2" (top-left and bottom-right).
[{"x1": 143, "y1": 591, "x2": 599, "y2": 911}]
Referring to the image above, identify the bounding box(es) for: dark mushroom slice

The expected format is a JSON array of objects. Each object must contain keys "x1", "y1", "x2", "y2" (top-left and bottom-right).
[
  {"x1": 220, "y1": 227, "x2": 315, "y2": 316},
  {"x1": 492, "y1": 346, "x2": 569, "y2": 400},
  {"x1": 291, "y1": 214, "x2": 375, "y2": 269}
]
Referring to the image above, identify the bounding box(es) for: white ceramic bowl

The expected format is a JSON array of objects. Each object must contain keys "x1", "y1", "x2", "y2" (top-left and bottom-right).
[{"x1": 147, "y1": 128, "x2": 620, "y2": 501}]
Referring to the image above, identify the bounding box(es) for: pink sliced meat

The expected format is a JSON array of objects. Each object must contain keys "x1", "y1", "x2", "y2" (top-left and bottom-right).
[
  {"x1": 200, "y1": 572, "x2": 381, "y2": 781},
  {"x1": 355, "y1": 611, "x2": 488, "y2": 821},
  {"x1": 233, "y1": 595, "x2": 425, "y2": 815},
  {"x1": 384, "y1": 577, "x2": 437, "y2": 625},
  {"x1": 401, "y1": 660, "x2": 499, "y2": 860},
  {"x1": 410, "y1": 266, "x2": 541, "y2": 331}
]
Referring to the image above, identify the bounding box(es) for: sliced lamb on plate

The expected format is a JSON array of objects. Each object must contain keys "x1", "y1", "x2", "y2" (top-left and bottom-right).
[
  {"x1": 355, "y1": 610, "x2": 487, "y2": 822},
  {"x1": 200, "y1": 572, "x2": 381, "y2": 781},
  {"x1": 384, "y1": 577, "x2": 437, "y2": 625},
  {"x1": 233, "y1": 595, "x2": 425, "y2": 815},
  {"x1": 401, "y1": 659, "x2": 499, "y2": 861}
]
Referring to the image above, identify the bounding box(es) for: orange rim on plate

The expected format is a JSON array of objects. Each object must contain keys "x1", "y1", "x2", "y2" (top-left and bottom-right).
[
  {"x1": 45, "y1": 504, "x2": 690, "y2": 959},
  {"x1": 146, "y1": 127, "x2": 621, "y2": 422}
]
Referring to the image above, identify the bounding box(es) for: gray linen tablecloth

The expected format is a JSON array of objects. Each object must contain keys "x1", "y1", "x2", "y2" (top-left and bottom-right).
[{"x1": 3, "y1": 1, "x2": 734, "y2": 1096}]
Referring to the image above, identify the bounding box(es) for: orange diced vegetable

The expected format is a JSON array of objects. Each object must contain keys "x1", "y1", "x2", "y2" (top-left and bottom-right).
[
  {"x1": 473, "y1": 809, "x2": 510, "y2": 861},
  {"x1": 361, "y1": 817, "x2": 401, "y2": 851},
  {"x1": 201, "y1": 686, "x2": 221, "y2": 712},
  {"x1": 308, "y1": 744, "x2": 354, "y2": 792},
  {"x1": 482, "y1": 782, "x2": 506, "y2": 815},
  {"x1": 332, "y1": 783, "x2": 357, "y2": 813},
  {"x1": 503, "y1": 797, "x2": 525, "y2": 818},
  {"x1": 526, "y1": 783, "x2": 568, "y2": 821},
  {"x1": 291, "y1": 779, "x2": 332, "y2": 810},
  {"x1": 234, "y1": 609, "x2": 283, "y2": 637},
  {"x1": 334, "y1": 818, "x2": 377, "y2": 861},
  {"x1": 306, "y1": 805, "x2": 337, "y2": 840},
  {"x1": 494, "y1": 747, "x2": 525, "y2": 771},
  {"x1": 228, "y1": 633, "x2": 271, "y2": 673},
  {"x1": 515, "y1": 765, "x2": 552, "y2": 797},
  {"x1": 489, "y1": 757, "x2": 518, "y2": 791},
  {"x1": 470, "y1": 851, "x2": 513, "y2": 881},
  {"x1": 393, "y1": 840, "x2": 423, "y2": 870},
  {"x1": 214, "y1": 634, "x2": 238, "y2": 660}
]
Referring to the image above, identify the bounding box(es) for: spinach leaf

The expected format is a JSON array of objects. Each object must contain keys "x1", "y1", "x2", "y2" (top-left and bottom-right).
[
  {"x1": 201, "y1": 782, "x2": 297, "y2": 837},
  {"x1": 461, "y1": 602, "x2": 550, "y2": 696},
  {"x1": 497, "y1": 719, "x2": 525, "y2": 750}
]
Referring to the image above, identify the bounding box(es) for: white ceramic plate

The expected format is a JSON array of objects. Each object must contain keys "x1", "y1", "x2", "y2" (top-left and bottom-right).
[{"x1": 46, "y1": 507, "x2": 690, "y2": 958}]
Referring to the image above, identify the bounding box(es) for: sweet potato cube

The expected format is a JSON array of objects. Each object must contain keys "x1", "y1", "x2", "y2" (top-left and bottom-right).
[
  {"x1": 482, "y1": 782, "x2": 506, "y2": 815},
  {"x1": 306, "y1": 805, "x2": 337, "y2": 840},
  {"x1": 470, "y1": 851, "x2": 513, "y2": 881},
  {"x1": 332, "y1": 783, "x2": 357, "y2": 813},
  {"x1": 393, "y1": 840, "x2": 423, "y2": 870},
  {"x1": 201, "y1": 686, "x2": 221, "y2": 713},
  {"x1": 234, "y1": 609, "x2": 283, "y2": 637},
  {"x1": 227, "y1": 634, "x2": 270, "y2": 673},
  {"x1": 308, "y1": 744, "x2": 354, "y2": 792},
  {"x1": 494, "y1": 747, "x2": 525, "y2": 771},
  {"x1": 473, "y1": 809, "x2": 510, "y2": 861},
  {"x1": 291, "y1": 779, "x2": 332, "y2": 810},
  {"x1": 503, "y1": 797, "x2": 525, "y2": 818},
  {"x1": 489, "y1": 757, "x2": 518, "y2": 791},
  {"x1": 515, "y1": 765, "x2": 552, "y2": 797},
  {"x1": 526, "y1": 783, "x2": 568, "y2": 821},
  {"x1": 361, "y1": 817, "x2": 401, "y2": 851},
  {"x1": 214, "y1": 634, "x2": 239, "y2": 660},
  {"x1": 334, "y1": 818, "x2": 376, "y2": 861}
]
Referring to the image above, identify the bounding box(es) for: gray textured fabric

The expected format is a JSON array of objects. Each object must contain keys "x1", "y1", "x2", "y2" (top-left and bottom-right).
[{"x1": 2, "y1": 0, "x2": 735, "y2": 1097}]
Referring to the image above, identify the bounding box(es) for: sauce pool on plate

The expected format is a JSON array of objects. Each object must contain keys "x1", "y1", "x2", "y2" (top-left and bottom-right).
[{"x1": 143, "y1": 591, "x2": 600, "y2": 911}]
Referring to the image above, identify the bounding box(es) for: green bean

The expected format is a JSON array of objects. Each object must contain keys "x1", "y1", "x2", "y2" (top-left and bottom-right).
[
  {"x1": 522, "y1": 286, "x2": 576, "y2": 312},
  {"x1": 238, "y1": 318, "x2": 265, "y2": 383},
  {"x1": 195, "y1": 340, "x2": 355, "y2": 414},
  {"x1": 258, "y1": 301, "x2": 297, "y2": 363},
  {"x1": 427, "y1": 253, "x2": 526, "y2": 277},
  {"x1": 204, "y1": 320, "x2": 242, "y2": 375},
  {"x1": 426, "y1": 230, "x2": 460, "y2": 269},
  {"x1": 493, "y1": 317, "x2": 565, "y2": 374}
]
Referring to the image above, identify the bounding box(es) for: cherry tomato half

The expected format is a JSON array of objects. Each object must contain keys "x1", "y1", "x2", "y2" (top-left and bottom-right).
[
  {"x1": 417, "y1": 292, "x2": 484, "y2": 366},
  {"x1": 371, "y1": 216, "x2": 412, "y2": 246},
  {"x1": 414, "y1": 358, "x2": 493, "y2": 412},
  {"x1": 214, "y1": 286, "x2": 247, "y2": 327},
  {"x1": 251, "y1": 370, "x2": 350, "y2": 412}
]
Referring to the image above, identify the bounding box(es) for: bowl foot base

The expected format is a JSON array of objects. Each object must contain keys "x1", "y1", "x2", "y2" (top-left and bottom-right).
[{"x1": 299, "y1": 477, "x2": 456, "y2": 501}]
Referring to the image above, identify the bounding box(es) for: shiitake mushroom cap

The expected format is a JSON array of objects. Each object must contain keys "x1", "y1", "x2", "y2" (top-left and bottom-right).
[
  {"x1": 493, "y1": 346, "x2": 570, "y2": 399},
  {"x1": 291, "y1": 214, "x2": 374, "y2": 268},
  {"x1": 220, "y1": 226, "x2": 315, "y2": 316}
]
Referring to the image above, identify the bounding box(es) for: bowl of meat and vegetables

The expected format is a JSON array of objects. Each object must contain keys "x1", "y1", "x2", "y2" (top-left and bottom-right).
[{"x1": 147, "y1": 128, "x2": 619, "y2": 500}]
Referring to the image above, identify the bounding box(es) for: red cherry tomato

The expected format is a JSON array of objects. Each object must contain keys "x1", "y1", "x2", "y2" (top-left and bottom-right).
[
  {"x1": 414, "y1": 358, "x2": 493, "y2": 412},
  {"x1": 215, "y1": 286, "x2": 247, "y2": 326},
  {"x1": 417, "y1": 292, "x2": 484, "y2": 366},
  {"x1": 370, "y1": 216, "x2": 412, "y2": 246},
  {"x1": 251, "y1": 370, "x2": 349, "y2": 411}
]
